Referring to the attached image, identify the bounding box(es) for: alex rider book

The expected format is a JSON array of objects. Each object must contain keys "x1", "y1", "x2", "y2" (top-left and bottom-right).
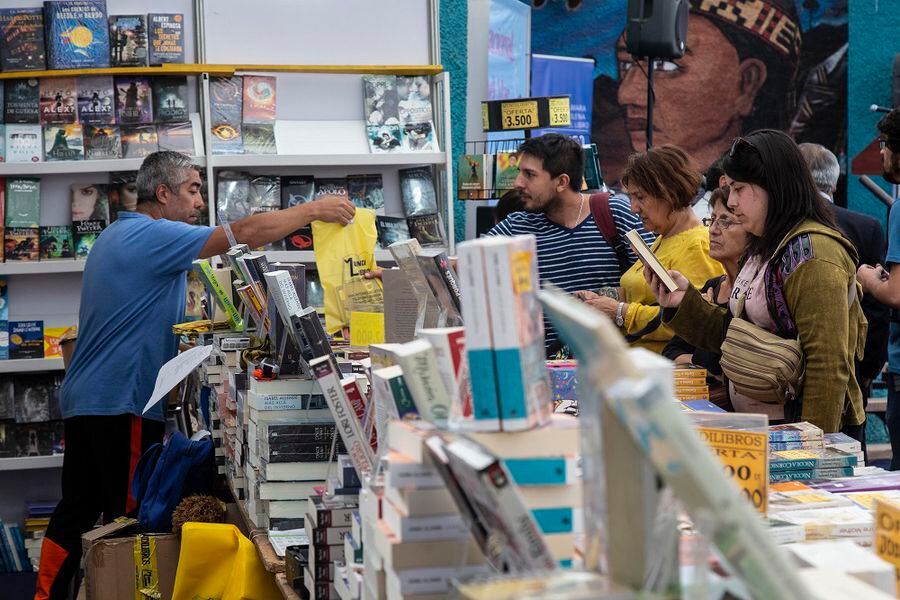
[
  {"x1": 115, "y1": 76, "x2": 153, "y2": 124},
  {"x1": 121, "y1": 125, "x2": 158, "y2": 158},
  {"x1": 109, "y1": 14, "x2": 147, "y2": 67},
  {"x1": 83, "y1": 124, "x2": 121, "y2": 160},
  {"x1": 77, "y1": 75, "x2": 115, "y2": 125},
  {"x1": 147, "y1": 13, "x2": 184, "y2": 65},
  {"x1": 44, "y1": 123, "x2": 84, "y2": 161},
  {"x1": 40, "y1": 78, "x2": 77, "y2": 126},
  {"x1": 4, "y1": 79, "x2": 39, "y2": 124},
  {"x1": 0, "y1": 8, "x2": 46, "y2": 71},
  {"x1": 44, "y1": 0, "x2": 111, "y2": 70},
  {"x1": 74, "y1": 220, "x2": 104, "y2": 258},
  {"x1": 151, "y1": 76, "x2": 189, "y2": 123},
  {"x1": 39, "y1": 226, "x2": 74, "y2": 260}
]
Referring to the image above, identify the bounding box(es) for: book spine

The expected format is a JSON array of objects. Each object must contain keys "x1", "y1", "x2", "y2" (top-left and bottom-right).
[
  {"x1": 248, "y1": 393, "x2": 322, "y2": 412},
  {"x1": 768, "y1": 467, "x2": 855, "y2": 482},
  {"x1": 310, "y1": 508, "x2": 355, "y2": 529},
  {"x1": 394, "y1": 343, "x2": 450, "y2": 426},
  {"x1": 337, "y1": 455, "x2": 362, "y2": 488},
  {"x1": 769, "y1": 456, "x2": 857, "y2": 473},
  {"x1": 504, "y1": 457, "x2": 578, "y2": 486},
  {"x1": 531, "y1": 507, "x2": 582, "y2": 535},
  {"x1": 341, "y1": 378, "x2": 377, "y2": 452},
  {"x1": 312, "y1": 526, "x2": 350, "y2": 547},
  {"x1": 420, "y1": 328, "x2": 471, "y2": 426},
  {"x1": 457, "y1": 242, "x2": 500, "y2": 429},
  {"x1": 195, "y1": 259, "x2": 243, "y2": 330},
  {"x1": 310, "y1": 356, "x2": 374, "y2": 480},
  {"x1": 433, "y1": 254, "x2": 463, "y2": 313},
  {"x1": 385, "y1": 372, "x2": 418, "y2": 419}
]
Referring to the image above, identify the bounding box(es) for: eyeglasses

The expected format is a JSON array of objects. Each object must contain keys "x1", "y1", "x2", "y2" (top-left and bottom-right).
[
  {"x1": 881, "y1": 139, "x2": 889, "y2": 151},
  {"x1": 729, "y1": 136, "x2": 759, "y2": 158},
  {"x1": 702, "y1": 216, "x2": 741, "y2": 231}
]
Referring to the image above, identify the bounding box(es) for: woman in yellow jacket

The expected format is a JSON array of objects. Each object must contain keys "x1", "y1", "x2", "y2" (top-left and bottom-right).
[{"x1": 577, "y1": 146, "x2": 724, "y2": 353}]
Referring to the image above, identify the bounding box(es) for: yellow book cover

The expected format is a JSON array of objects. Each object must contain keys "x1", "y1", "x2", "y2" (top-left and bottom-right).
[{"x1": 44, "y1": 326, "x2": 75, "y2": 358}]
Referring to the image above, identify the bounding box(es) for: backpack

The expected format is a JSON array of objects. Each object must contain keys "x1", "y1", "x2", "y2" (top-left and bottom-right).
[
  {"x1": 589, "y1": 192, "x2": 632, "y2": 277},
  {"x1": 131, "y1": 430, "x2": 214, "y2": 532}
]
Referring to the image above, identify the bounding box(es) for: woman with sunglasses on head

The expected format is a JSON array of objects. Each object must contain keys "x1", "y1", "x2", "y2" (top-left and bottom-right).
[
  {"x1": 663, "y1": 185, "x2": 746, "y2": 409},
  {"x1": 575, "y1": 145, "x2": 724, "y2": 353},
  {"x1": 646, "y1": 129, "x2": 867, "y2": 436}
]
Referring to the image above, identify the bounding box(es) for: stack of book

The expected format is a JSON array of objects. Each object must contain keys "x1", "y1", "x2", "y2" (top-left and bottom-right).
[
  {"x1": 0, "y1": 518, "x2": 29, "y2": 573},
  {"x1": 769, "y1": 422, "x2": 825, "y2": 451},
  {"x1": 824, "y1": 432, "x2": 865, "y2": 467},
  {"x1": 673, "y1": 366, "x2": 709, "y2": 401},
  {"x1": 768, "y1": 448, "x2": 859, "y2": 483},
  {"x1": 21, "y1": 501, "x2": 54, "y2": 569}
]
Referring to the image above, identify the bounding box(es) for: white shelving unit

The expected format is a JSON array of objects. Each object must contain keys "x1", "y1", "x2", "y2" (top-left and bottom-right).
[
  {"x1": 0, "y1": 455, "x2": 64, "y2": 471},
  {"x1": 0, "y1": 261, "x2": 86, "y2": 276},
  {"x1": 0, "y1": 358, "x2": 65, "y2": 373},
  {"x1": 0, "y1": 156, "x2": 207, "y2": 177},
  {"x1": 212, "y1": 153, "x2": 446, "y2": 169},
  {"x1": 261, "y1": 250, "x2": 398, "y2": 264}
]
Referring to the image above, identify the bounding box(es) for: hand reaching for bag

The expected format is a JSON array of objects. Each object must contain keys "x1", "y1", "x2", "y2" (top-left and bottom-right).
[
  {"x1": 311, "y1": 195, "x2": 356, "y2": 225},
  {"x1": 643, "y1": 268, "x2": 690, "y2": 308}
]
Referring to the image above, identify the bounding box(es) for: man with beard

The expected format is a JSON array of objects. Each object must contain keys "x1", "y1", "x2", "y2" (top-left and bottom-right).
[
  {"x1": 857, "y1": 108, "x2": 900, "y2": 469},
  {"x1": 487, "y1": 133, "x2": 653, "y2": 356}
]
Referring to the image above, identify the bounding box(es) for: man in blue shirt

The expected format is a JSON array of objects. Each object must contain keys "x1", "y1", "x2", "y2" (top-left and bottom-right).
[{"x1": 35, "y1": 152, "x2": 354, "y2": 600}]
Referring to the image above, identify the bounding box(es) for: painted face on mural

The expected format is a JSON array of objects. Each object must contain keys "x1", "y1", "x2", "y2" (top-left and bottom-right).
[{"x1": 616, "y1": 15, "x2": 767, "y2": 169}]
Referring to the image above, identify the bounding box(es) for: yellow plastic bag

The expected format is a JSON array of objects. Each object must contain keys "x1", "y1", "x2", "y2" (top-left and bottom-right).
[
  {"x1": 172, "y1": 522, "x2": 280, "y2": 600},
  {"x1": 312, "y1": 208, "x2": 378, "y2": 334}
]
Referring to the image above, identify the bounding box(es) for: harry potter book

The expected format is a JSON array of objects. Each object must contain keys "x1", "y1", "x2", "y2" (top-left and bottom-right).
[
  {"x1": 6, "y1": 178, "x2": 40, "y2": 227},
  {"x1": 76, "y1": 75, "x2": 115, "y2": 125},
  {"x1": 242, "y1": 75, "x2": 276, "y2": 124},
  {"x1": 108, "y1": 14, "x2": 147, "y2": 67},
  {"x1": 83, "y1": 124, "x2": 121, "y2": 160},
  {"x1": 115, "y1": 76, "x2": 153, "y2": 124},
  {"x1": 4, "y1": 79, "x2": 39, "y2": 124},
  {"x1": 156, "y1": 122, "x2": 193, "y2": 155},
  {"x1": 4, "y1": 125, "x2": 41, "y2": 163},
  {"x1": 210, "y1": 76, "x2": 243, "y2": 155},
  {"x1": 0, "y1": 8, "x2": 46, "y2": 72},
  {"x1": 44, "y1": 0, "x2": 111, "y2": 70},
  {"x1": 43, "y1": 123, "x2": 84, "y2": 161},
  {"x1": 73, "y1": 220, "x2": 104, "y2": 258},
  {"x1": 120, "y1": 125, "x2": 158, "y2": 158},
  {"x1": 151, "y1": 76, "x2": 188, "y2": 123},
  {"x1": 147, "y1": 13, "x2": 184, "y2": 65},
  {"x1": 39, "y1": 226, "x2": 74, "y2": 260},
  {"x1": 4, "y1": 228, "x2": 39, "y2": 261},
  {"x1": 39, "y1": 77, "x2": 77, "y2": 126}
]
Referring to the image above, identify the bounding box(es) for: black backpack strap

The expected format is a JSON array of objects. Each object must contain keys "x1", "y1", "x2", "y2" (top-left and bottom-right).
[{"x1": 589, "y1": 192, "x2": 632, "y2": 276}]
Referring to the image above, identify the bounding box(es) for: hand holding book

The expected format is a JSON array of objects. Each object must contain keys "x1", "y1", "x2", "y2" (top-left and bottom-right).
[{"x1": 643, "y1": 266, "x2": 690, "y2": 308}]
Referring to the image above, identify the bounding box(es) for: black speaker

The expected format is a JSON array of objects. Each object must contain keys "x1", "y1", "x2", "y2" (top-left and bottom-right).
[{"x1": 626, "y1": 0, "x2": 689, "y2": 59}]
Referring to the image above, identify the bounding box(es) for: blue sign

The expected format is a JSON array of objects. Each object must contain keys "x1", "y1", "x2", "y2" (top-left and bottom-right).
[{"x1": 530, "y1": 54, "x2": 594, "y2": 144}]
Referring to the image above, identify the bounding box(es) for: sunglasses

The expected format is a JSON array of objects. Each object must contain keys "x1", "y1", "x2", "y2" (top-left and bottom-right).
[{"x1": 729, "y1": 136, "x2": 759, "y2": 158}]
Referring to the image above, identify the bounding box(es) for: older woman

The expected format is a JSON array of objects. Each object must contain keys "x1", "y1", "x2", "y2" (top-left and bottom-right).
[{"x1": 576, "y1": 145, "x2": 724, "y2": 353}]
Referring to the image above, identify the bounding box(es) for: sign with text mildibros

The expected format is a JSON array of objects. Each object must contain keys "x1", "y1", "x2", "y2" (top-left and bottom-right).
[{"x1": 698, "y1": 427, "x2": 768, "y2": 514}]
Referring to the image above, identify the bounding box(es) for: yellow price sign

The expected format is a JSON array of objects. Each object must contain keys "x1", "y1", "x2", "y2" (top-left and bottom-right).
[
  {"x1": 350, "y1": 311, "x2": 385, "y2": 348},
  {"x1": 481, "y1": 102, "x2": 490, "y2": 131},
  {"x1": 510, "y1": 251, "x2": 533, "y2": 294},
  {"x1": 548, "y1": 97, "x2": 571, "y2": 127},
  {"x1": 875, "y1": 499, "x2": 900, "y2": 596},
  {"x1": 698, "y1": 427, "x2": 768, "y2": 514},
  {"x1": 501, "y1": 100, "x2": 539, "y2": 130}
]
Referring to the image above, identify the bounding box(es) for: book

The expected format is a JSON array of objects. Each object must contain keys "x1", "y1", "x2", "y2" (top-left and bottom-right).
[
  {"x1": 0, "y1": 8, "x2": 46, "y2": 72},
  {"x1": 76, "y1": 75, "x2": 114, "y2": 125},
  {"x1": 73, "y1": 220, "x2": 104, "y2": 258},
  {"x1": 114, "y1": 76, "x2": 152, "y2": 124},
  {"x1": 4, "y1": 228, "x2": 38, "y2": 261},
  {"x1": 5, "y1": 125, "x2": 41, "y2": 163},
  {"x1": 347, "y1": 174, "x2": 384, "y2": 212},
  {"x1": 216, "y1": 171, "x2": 251, "y2": 222},
  {"x1": 399, "y1": 119, "x2": 437, "y2": 153},
  {"x1": 6, "y1": 178, "x2": 40, "y2": 227},
  {"x1": 210, "y1": 76, "x2": 243, "y2": 155},
  {"x1": 43, "y1": 123, "x2": 83, "y2": 161},
  {"x1": 625, "y1": 229, "x2": 679, "y2": 293},
  {"x1": 151, "y1": 76, "x2": 188, "y2": 123},
  {"x1": 39, "y1": 226, "x2": 74, "y2": 260},
  {"x1": 108, "y1": 14, "x2": 146, "y2": 67},
  {"x1": 109, "y1": 171, "x2": 137, "y2": 214},
  {"x1": 314, "y1": 178, "x2": 348, "y2": 200},
  {"x1": 242, "y1": 124, "x2": 276, "y2": 155},
  {"x1": 494, "y1": 152, "x2": 519, "y2": 195},
  {"x1": 193, "y1": 259, "x2": 243, "y2": 330},
  {"x1": 363, "y1": 75, "x2": 399, "y2": 126},
  {"x1": 70, "y1": 183, "x2": 109, "y2": 222},
  {"x1": 44, "y1": 0, "x2": 110, "y2": 69},
  {"x1": 9, "y1": 321, "x2": 43, "y2": 360},
  {"x1": 0, "y1": 124, "x2": 4, "y2": 162},
  {"x1": 769, "y1": 449, "x2": 858, "y2": 473},
  {"x1": 367, "y1": 124, "x2": 401, "y2": 153},
  {"x1": 375, "y1": 216, "x2": 410, "y2": 249},
  {"x1": 156, "y1": 122, "x2": 193, "y2": 155},
  {"x1": 258, "y1": 458, "x2": 333, "y2": 482},
  {"x1": 381, "y1": 497, "x2": 467, "y2": 542},
  {"x1": 398, "y1": 167, "x2": 438, "y2": 217},
  {"x1": 407, "y1": 213, "x2": 444, "y2": 247},
  {"x1": 120, "y1": 125, "x2": 158, "y2": 158},
  {"x1": 397, "y1": 75, "x2": 436, "y2": 152},
  {"x1": 44, "y1": 327, "x2": 73, "y2": 358},
  {"x1": 39, "y1": 77, "x2": 76, "y2": 125},
  {"x1": 458, "y1": 154, "x2": 488, "y2": 200},
  {"x1": 284, "y1": 228, "x2": 313, "y2": 251},
  {"x1": 391, "y1": 339, "x2": 451, "y2": 426},
  {"x1": 418, "y1": 327, "x2": 471, "y2": 427},
  {"x1": 83, "y1": 124, "x2": 121, "y2": 159},
  {"x1": 308, "y1": 495, "x2": 357, "y2": 529},
  {"x1": 416, "y1": 248, "x2": 462, "y2": 319},
  {"x1": 281, "y1": 175, "x2": 315, "y2": 209},
  {"x1": 769, "y1": 422, "x2": 824, "y2": 443},
  {"x1": 0, "y1": 377, "x2": 12, "y2": 420},
  {"x1": 147, "y1": 13, "x2": 184, "y2": 65},
  {"x1": 242, "y1": 75, "x2": 276, "y2": 124},
  {"x1": 4, "y1": 79, "x2": 39, "y2": 124}
]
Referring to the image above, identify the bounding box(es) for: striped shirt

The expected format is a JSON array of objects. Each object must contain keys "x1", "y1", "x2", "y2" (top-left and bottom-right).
[{"x1": 487, "y1": 195, "x2": 655, "y2": 353}]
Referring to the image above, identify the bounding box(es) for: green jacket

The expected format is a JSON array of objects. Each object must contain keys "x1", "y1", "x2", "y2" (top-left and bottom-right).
[{"x1": 663, "y1": 219, "x2": 866, "y2": 432}]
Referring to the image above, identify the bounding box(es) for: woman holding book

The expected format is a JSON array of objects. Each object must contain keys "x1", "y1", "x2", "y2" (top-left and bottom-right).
[
  {"x1": 645, "y1": 129, "x2": 866, "y2": 436},
  {"x1": 575, "y1": 145, "x2": 724, "y2": 353}
]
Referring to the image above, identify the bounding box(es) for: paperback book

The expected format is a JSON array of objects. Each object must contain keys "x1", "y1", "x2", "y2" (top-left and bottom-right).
[
  {"x1": 115, "y1": 76, "x2": 153, "y2": 124},
  {"x1": 5, "y1": 125, "x2": 41, "y2": 163},
  {"x1": 147, "y1": 13, "x2": 184, "y2": 65},
  {"x1": 44, "y1": 124, "x2": 84, "y2": 161},
  {"x1": 347, "y1": 174, "x2": 384, "y2": 212},
  {"x1": 44, "y1": 0, "x2": 111, "y2": 70},
  {"x1": 210, "y1": 76, "x2": 243, "y2": 155},
  {"x1": 151, "y1": 76, "x2": 188, "y2": 123},
  {"x1": 6, "y1": 178, "x2": 40, "y2": 227},
  {"x1": 494, "y1": 152, "x2": 519, "y2": 195},
  {"x1": 156, "y1": 122, "x2": 193, "y2": 155},
  {"x1": 74, "y1": 220, "x2": 104, "y2": 258},
  {"x1": 407, "y1": 213, "x2": 444, "y2": 247},
  {"x1": 83, "y1": 124, "x2": 122, "y2": 159},
  {"x1": 4, "y1": 79, "x2": 39, "y2": 124},
  {"x1": 39, "y1": 226, "x2": 74, "y2": 260},
  {"x1": 109, "y1": 14, "x2": 147, "y2": 67},
  {"x1": 315, "y1": 178, "x2": 348, "y2": 200},
  {"x1": 376, "y1": 216, "x2": 410, "y2": 249},
  {"x1": 367, "y1": 124, "x2": 402, "y2": 153},
  {"x1": 397, "y1": 75, "x2": 436, "y2": 152},
  {"x1": 242, "y1": 75, "x2": 276, "y2": 124},
  {"x1": 363, "y1": 75, "x2": 399, "y2": 127},
  {"x1": 120, "y1": 125, "x2": 158, "y2": 158},
  {"x1": 458, "y1": 154, "x2": 489, "y2": 200},
  {"x1": 39, "y1": 77, "x2": 77, "y2": 125},
  {"x1": 0, "y1": 8, "x2": 46, "y2": 72},
  {"x1": 76, "y1": 75, "x2": 115, "y2": 125},
  {"x1": 71, "y1": 184, "x2": 109, "y2": 222},
  {"x1": 4, "y1": 228, "x2": 38, "y2": 261},
  {"x1": 242, "y1": 124, "x2": 276, "y2": 155},
  {"x1": 399, "y1": 167, "x2": 438, "y2": 217}
]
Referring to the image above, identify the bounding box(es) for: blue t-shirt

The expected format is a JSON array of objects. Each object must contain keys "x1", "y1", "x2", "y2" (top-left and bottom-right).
[
  {"x1": 61, "y1": 212, "x2": 214, "y2": 421},
  {"x1": 887, "y1": 202, "x2": 900, "y2": 373}
]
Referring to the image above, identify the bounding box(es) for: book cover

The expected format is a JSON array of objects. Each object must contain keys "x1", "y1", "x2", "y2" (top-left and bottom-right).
[
  {"x1": 147, "y1": 13, "x2": 184, "y2": 65},
  {"x1": 242, "y1": 75, "x2": 276, "y2": 124},
  {"x1": 114, "y1": 76, "x2": 152, "y2": 124},
  {"x1": 210, "y1": 76, "x2": 243, "y2": 155},
  {"x1": 314, "y1": 177, "x2": 348, "y2": 200},
  {"x1": 376, "y1": 216, "x2": 410, "y2": 249},
  {"x1": 407, "y1": 213, "x2": 444, "y2": 247},
  {"x1": 4, "y1": 125, "x2": 41, "y2": 163},
  {"x1": 284, "y1": 228, "x2": 313, "y2": 251},
  {"x1": 392, "y1": 339, "x2": 451, "y2": 426},
  {"x1": 108, "y1": 171, "x2": 137, "y2": 214},
  {"x1": 44, "y1": 0, "x2": 111, "y2": 70},
  {"x1": 399, "y1": 167, "x2": 438, "y2": 217},
  {"x1": 0, "y1": 8, "x2": 46, "y2": 72},
  {"x1": 6, "y1": 178, "x2": 40, "y2": 227},
  {"x1": 366, "y1": 124, "x2": 401, "y2": 153},
  {"x1": 250, "y1": 175, "x2": 280, "y2": 212},
  {"x1": 150, "y1": 76, "x2": 188, "y2": 123},
  {"x1": 363, "y1": 75, "x2": 399, "y2": 126},
  {"x1": 76, "y1": 74, "x2": 114, "y2": 125},
  {"x1": 73, "y1": 219, "x2": 104, "y2": 258},
  {"x1": 419, "y1": 327, "x2": 471, "y2": 426},
  {"x1": 397, "y1": 75, "x2": 436, "y2": 152},
  {"x1": 417, "y1": 249, "x2": 462, "y2": 319},
  {"x1": 44, "y1": 326, "x2": 74, "y2": 358},
  {"x1": 9, "y1": 321, "x2": 43, "y2": 361},
  {"x1": 458, "y1": 154, "x2": 488, "y2": 200},
  {"x1": 193, "y1": 259, "x2": 242, "y2": 330},
  {"x1": 108, "y1": 14, "x2": 146, "y2": 67},
  {"x1": 156, "y1": 122, "x2": 193, "y2": 155},
  {"x1": 494, "y1": 152, "x2": 519, "y2": 195},
  {"x1": 39, "y1": 225, "x2": 74, "y2": 260},
  {"x1": 4, "y1": 79, "x2": 39, "y2": 124},
  {"x1": 769, "y1": 448, "x2": 858, "y2": 473},
  {"x1": 216, "y1": 171, "x2": 251, "y2": 222},
  {"x1": 280, "y1": 175, "x2": 315, "y2": 209},
  {"x1": 400, "y1": 121, "x2": 437, "y2": 153},
  {"x1": 347, "y1": 174, "x2": 384, "y2": 212},
  {"x1": 4, "y1": 227, "x2": 38, "y2": 261},
  {"x1": 83, "y1": 124, "x2": 121, "y2": 159},
  {"x1": 120, "y1": 125, "x2": 158, "y2": 158},
  {"x1": 70, "y1": 183, "x2": 109, "y2": 222},
  {"x1": 242, "y1": 124, "x2": 276, "y2": 155},
  {"x1": 43, "y1": 123, "x2": 84, "y2": 161},
  {"x1": 769, "y1": 422, "x2": 824, "y2": 443}
]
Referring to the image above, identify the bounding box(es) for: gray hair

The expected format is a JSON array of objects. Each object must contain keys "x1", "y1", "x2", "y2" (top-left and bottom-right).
[
  {"x1": 136, "y1": 151, "x2": 197, "y2": 204},
  {"x1": 798, "y1": 143, "x2": 840, "y2": 195}
]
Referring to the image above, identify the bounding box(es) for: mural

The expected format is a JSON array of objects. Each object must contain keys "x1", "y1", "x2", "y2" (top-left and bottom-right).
[{"x1": 531, "y1": 0, "x2": 848, "y2": 193}]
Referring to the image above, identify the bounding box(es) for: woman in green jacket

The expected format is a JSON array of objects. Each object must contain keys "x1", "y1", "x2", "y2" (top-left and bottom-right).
[{"x1": 644, "y1": 129, "x2": 866, "y2": 437}]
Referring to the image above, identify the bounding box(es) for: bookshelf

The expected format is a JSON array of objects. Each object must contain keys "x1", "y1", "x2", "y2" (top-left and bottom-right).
[
  {"x1": 0, "y1": 358, "x2": 65, "y2": 373},
  {"x1": 0, "y1": 261, "x2": 86, "y2": 276},
  {"x1": 0, "y1": 455, "x2": 64, "y2": 471},
  {"x1": 211, "y1": 152, "x2": 447, "y2": 169},
  {"x1": 0, "y1": 156, "x2": 207, "y2": 177}
]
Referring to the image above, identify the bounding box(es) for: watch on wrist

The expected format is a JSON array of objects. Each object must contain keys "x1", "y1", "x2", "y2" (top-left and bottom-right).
[{"x1": 615, "y1": 302, "x2": 626, "y2": 327}]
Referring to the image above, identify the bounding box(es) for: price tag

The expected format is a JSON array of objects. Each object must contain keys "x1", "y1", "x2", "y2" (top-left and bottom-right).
[
  {"x1": 481, "y1": 102, "x2": 490, "y2": 131},
  {"x1": 350, "y1": 311, "x2": 385, "y2": 348},
  {"x1": 875, "y1": 499, "x2": 900, "y2": 596},
  {"x1": 548, "y1": 97, "x2": 571, "y2": 127},
  {"x1": 510, "y1": 251, "x2": 533, "y2": 294},
  {"x1": 501, "y1": 100, "x2": 539, "y2": 130},
  {"x1": 698, "y1": 427, "x2": 768, "y2": 514}
]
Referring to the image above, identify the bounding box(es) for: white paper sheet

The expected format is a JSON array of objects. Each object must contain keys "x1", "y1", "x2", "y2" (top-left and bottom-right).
[{"x1": 142, "y1": 344, "x2": 213, "y2": 415}]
